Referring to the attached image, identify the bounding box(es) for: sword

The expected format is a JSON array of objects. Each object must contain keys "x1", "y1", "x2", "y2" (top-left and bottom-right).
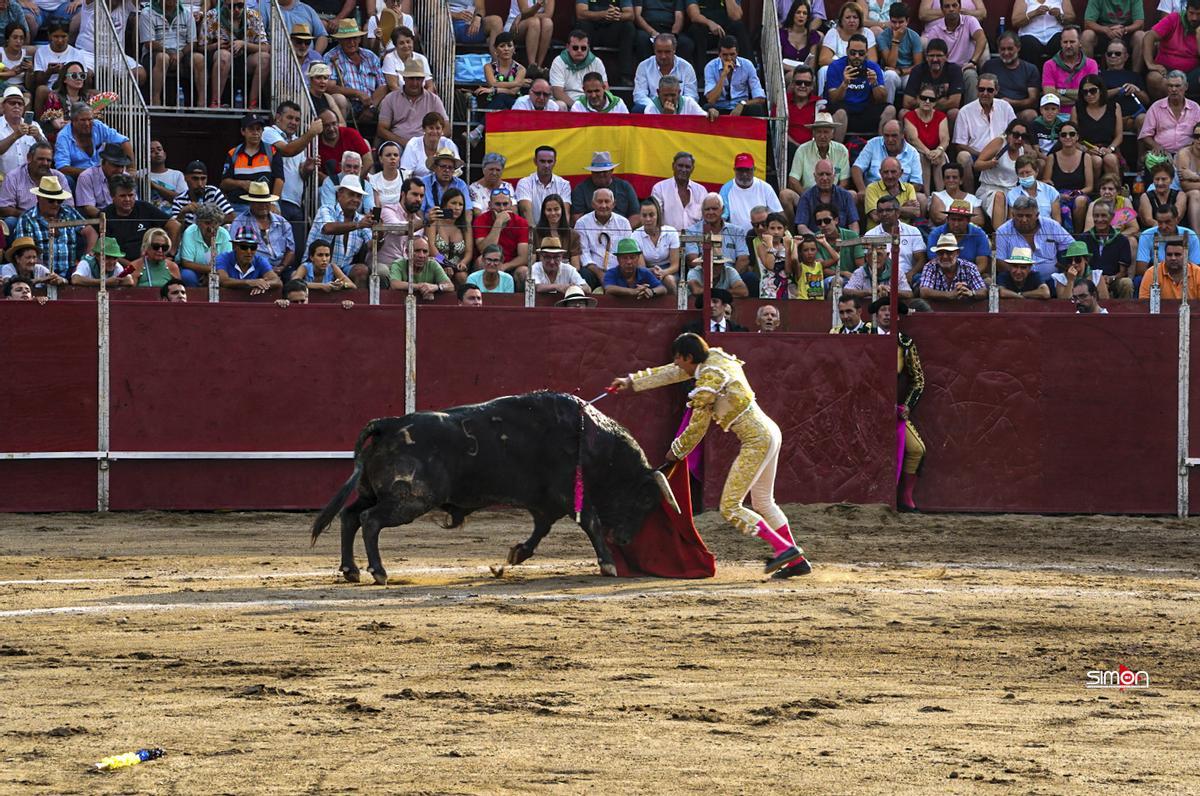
[{"x1": 584, "y1": 386, "x2": 618, "y2": 405}]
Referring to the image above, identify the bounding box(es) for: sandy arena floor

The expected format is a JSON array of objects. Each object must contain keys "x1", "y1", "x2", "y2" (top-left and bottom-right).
[{"x1": 0, "y1": 505, "x2": 1197, "y2": 794}]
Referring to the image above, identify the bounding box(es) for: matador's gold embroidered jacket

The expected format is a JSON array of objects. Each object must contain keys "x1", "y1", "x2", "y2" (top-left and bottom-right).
[{"x1": 628, "y1": 348, "x2": 756, "y2": 460}]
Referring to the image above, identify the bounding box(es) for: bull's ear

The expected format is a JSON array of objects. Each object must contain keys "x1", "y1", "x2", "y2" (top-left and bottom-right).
[{"x1": 652, "y1": 469, "x2": 680, "y2": 514}]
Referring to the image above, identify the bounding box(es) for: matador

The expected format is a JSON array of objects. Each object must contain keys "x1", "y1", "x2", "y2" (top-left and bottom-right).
[{"x1": 611, "y1": 333, "x2": 812, "y2": 577}]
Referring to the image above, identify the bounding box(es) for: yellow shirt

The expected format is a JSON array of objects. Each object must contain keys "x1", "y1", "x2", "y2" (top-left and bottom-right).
[
  {"x1": 865, "y1": 180, "x2": 917, "y2": 217},
  {"x1": 796, "y1": 260, "x2": 824, "y2": 300}
]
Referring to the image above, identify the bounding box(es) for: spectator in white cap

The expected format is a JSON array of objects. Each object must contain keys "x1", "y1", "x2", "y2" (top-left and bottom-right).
[
  {"x1": 0, "y1": 85, "x2": 44, "y2": 178},
  {"x1": 720, "y1": 152, "x2": 783, "y2": 229},
  {"x1": 306, "y1": 173, "x2": 376, "y2": 285}
]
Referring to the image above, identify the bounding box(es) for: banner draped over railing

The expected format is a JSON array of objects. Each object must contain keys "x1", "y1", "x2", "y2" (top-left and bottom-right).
[{"x1": 485, "y1": 112, "x2": 768, "y2": 196}]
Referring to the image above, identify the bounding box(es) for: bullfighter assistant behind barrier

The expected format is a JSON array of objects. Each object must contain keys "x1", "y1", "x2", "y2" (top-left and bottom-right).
[{"x1": 610, "y1": 333, "x2": 812, "y2": 578}]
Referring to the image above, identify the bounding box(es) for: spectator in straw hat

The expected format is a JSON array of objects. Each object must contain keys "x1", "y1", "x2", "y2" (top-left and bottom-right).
[
  {"x1": 532, "y1": 236, "x2": 589, "y2": 293},
  {"x1": 918, "y1": 232, "x2": 987, "y2": 300},
  {"x1": 378, "y1": 60, "x2": 449, "y2": 149},
  {"x1": 420, "y1": 147, "x2": 471, "y2": 219},
  {"x1": 994, "y1": 246, "x2": 1050, "y2": 299},
  {"x1": 232, "y1": 180, "x2": 296, "y2": 277},
  {"x1": 323, "y1": 19, "x2": 386, "y2": 125},
  {"x1": 0, "y1": 141, "x2": 72, "y2": 219},
  {"x1": 13, "y1": 174, "x2": 94, "y2": 280},
  {"x1": 555, "y1": 285, "x2": 599, "y2": 306},
  {"x1": 571, "y1": 150, "x2": 641, "y2": 225},
  {"x1": 603, "y1": 237, "x2": 668, "y2": 298},
  {"x1": 1, "y1": 235, "x2": 62, "y2": 286},
  {"x1": 788, "y1": 112, "x2": 852, "y2": 195},
  {"x1": 287, "y1": 21, "x2": 326, "y2": 70}
]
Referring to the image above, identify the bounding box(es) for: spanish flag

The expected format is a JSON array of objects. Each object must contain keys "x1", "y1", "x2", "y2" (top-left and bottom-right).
[{"x1": 486, "y1": 111, "x2": 768, "y2": 197}]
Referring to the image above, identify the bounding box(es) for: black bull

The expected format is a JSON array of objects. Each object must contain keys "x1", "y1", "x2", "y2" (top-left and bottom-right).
[{"x1": 311, "y1": 391, "x2": 674, "y2": 584}]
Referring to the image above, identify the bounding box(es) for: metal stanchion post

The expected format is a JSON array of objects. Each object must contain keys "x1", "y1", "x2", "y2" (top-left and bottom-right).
[
  {"x1": 988, "y1": 253, "x2": 999, "y2": 313},
  {"x1": 1180, "y1": 242, "x2": 1192, "y2": 516},
  {"x1": 1151, "y1": 233, "x2": 1162, "y2": 315}
]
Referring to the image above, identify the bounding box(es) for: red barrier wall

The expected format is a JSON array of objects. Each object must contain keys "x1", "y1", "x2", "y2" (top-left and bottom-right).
[
  {"x1": 0, "y1": 302, "x2": 99, "y2": 511},
  {"x1": 3, "y1": 301, "x2": 1197, "y2": 514}
]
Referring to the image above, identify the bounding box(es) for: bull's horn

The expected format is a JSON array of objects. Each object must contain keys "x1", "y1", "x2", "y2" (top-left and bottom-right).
[{"x1": 653, "y1": 469, "x2": 681, "y2": 514}]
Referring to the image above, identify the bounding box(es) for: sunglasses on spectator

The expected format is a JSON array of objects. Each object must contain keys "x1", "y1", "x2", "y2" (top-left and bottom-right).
[
  {"x1": 1060, "y1": 131, "x2": 1078, "y2": 138},
  {"x1": 1106, "y1": 50, "x2": 1123, "y2": 56},
  {"x1": 977, "y1": 86, "x2": 995, "y2": 93},
  {"x1": 815, "y1": 216, "x2": 834, "y2": 224},
  {"x1": 570, "y1": 45, "x2": 587, "y2": 51},
  {"x1": 65, "y1": 71, "x2": 84, "y2": 79},
  {"x1": 531, "y1": 89, "x2": 549, "y2": 96},
  {"x1": 1082, "y1": 87, "x2": 1099, "y2": 95},
  {"x1": 236, "y1": 243, "x2": 257, "y2": 250},
  {"x1": 919, "y1": 95, "x2": 936, "y2": 102},
  {"x1": 1010, "y1": 129, "x2": 1027, "y2": 137},
  {"x1": 150, "y1": 243, "x2": 170, "y2": 252},
  {"x1": 794, "y1": 79, "x2": 812, "y2": 86},
  {"x1": 44, "y1": 197, "x2": 64, "y2": 203},
  {"x1": 1069, "y1": 256, "x2": 1088, "y2": 263}
]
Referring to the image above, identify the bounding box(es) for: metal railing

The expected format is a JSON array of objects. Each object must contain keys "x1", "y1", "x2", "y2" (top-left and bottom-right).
[
  {"x1": 412, "y1": 0, "x2": 457, "y2": 122},
  {"x1": 268, "y1": 0, "x2": 319, "y2": 218},
  {"x1": 759, "y1": 0, "x2": 787, "y2": 189},
  {"x1": 129, "y1": 1, "x2": 267, "y2": 113},
  {"x1": 95, "y1": 0, "x2": 150, "y2": 196}
]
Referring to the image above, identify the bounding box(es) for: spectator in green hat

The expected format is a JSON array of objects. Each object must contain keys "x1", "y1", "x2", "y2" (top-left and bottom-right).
[
  {"x1": 1052, "y1": 240, "x2": 1109, "y2": 300},
  {"x1": 602, "y1": 238, "x2": 667, "y2": 299},
  {"x1": 70, "y1": 236, "x2": 133, "y2": 288}
]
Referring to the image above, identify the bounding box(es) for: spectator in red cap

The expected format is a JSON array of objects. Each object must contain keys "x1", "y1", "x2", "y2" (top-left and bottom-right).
[{"x1": 719, "y1": 152, "x2": 783, "y2": 229}]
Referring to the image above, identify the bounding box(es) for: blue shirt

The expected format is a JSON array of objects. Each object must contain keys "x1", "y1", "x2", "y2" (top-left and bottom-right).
[
  {"x1": 466, "y1": 269, "x2": 515, "y2": 292},
  {"x1": 994, "y1": 218, "x2": 1076, "y2": 278},
  {"x1": 1136, "y1": 226, "x2": 1200, "y2": 266},
  {"x1": 421, "y1": 174, "x2": 471, "y2": 214},
  {"x1": 215, "y1": 250, "x2": 274, "y2": 280},
  {"x1": 54, "y1": 120, "x2": 129, "y2": 173},
  {"x1": 231, "y1": 210, "x2": 296, "y2": 269},
  {"x1": 875, "y1": 27, "x2": 922, "y2": 70},
  {"x1": 1005, "y1": 182, "x2": 1060, "y2": 219},
  {"x1": 795, "y1": 185, "x2": 858, "y2": 229},
  {"x1": 633, "y1": 55, "x2": 699, "y2": 108},
  {"x1": 824, "y1": 57, "x2": 885, "y2": 112},
  {"x1": 926, "y1": 222, "x2": 991, "y2": 263},
  {"x1": 306, "y1": 203, "x2": 372, "y2": 272},
  {"x1": 278, "y1": 0, "x2": 323, "y2": 36},
  {"x1": 853, "y1": 136, "x2": 923, "y2": 187},
  {"x1": 702, "y1": 56, "x2": 765, "y2": 111},
  {"x1": 603, "y1": 265, "x2": 664, "y2": 289},
  {"x1": 684, "y1": 221, "x2": 749, "y2": 266}
]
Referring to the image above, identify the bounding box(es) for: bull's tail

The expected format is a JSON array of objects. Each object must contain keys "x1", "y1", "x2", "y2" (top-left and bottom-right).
[{"x1": 310, "y1": 420, "x2": 384, "y2": 547}]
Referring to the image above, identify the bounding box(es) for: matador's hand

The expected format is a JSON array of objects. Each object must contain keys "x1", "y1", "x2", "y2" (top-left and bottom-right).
[{"x1": 609, "y1": 376, "x2": 633, "y2": 392}]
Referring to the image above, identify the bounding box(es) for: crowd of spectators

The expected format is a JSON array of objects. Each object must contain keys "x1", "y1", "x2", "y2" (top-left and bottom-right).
[{"x1": 4, "y1": 0, "x2": 1200, "y2": 315}]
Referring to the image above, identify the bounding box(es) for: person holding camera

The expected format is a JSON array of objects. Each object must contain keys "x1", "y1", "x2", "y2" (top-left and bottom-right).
[{"x1": 824, "y1": 33, "x2": 892, "y2": 136}]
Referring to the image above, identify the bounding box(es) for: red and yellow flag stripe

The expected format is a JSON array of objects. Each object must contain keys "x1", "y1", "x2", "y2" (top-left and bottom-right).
[{"x1": 485, "y1": 111, "x2": 768, "y2": 196}]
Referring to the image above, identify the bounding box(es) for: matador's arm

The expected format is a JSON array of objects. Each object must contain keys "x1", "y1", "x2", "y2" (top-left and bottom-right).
[{"x1": 629, "y1": 362, "x2": 692, "y2": 392}]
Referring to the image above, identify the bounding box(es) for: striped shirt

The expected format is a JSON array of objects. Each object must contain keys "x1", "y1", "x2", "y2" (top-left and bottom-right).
[
  {"x1": 324, "y1": 46, "x2": 384, "y2": 96},
  {"x1": 170, "y1": 186, "x2": 234, "y2": 225}
]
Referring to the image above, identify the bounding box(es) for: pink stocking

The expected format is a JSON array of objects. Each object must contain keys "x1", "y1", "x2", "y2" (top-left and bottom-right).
[{"x1": 755, "y1": 521, "x2": 791, "y2": 555}]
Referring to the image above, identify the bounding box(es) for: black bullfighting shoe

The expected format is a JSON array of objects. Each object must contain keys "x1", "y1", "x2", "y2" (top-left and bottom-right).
[
  {"x1": 764, "y1": 545, "x2": 803, "y2": 574},
  {"x1": 771, "y1": 556, "x2": 813, "y2": 579}
]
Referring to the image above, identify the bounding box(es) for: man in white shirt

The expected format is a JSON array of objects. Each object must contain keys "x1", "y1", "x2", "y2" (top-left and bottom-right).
[
  {"x1": 864, "y1": 194, "x2": 926, "y2": 284},
  {"x1": 0, "y1": 87, "x2": 45, "y2": 178},
  {"x1": 516, "y1": 144, "x2": 572, "y2": 225},
  {"x1": 549, "y1": 29, "x2": 608, "y2": 107},
  {"x1": 261, "y1": 100, "x2": 322, "y2": 244},
  {"x1": 512, "y1": 78, "x2": 566, "y2": 111},
  {"x1": 651, "y1": 150, "x2": 706, "y2": 231},
  {"x1": 951, "y1": 73, "x2": 1015, "y2": 192},
  {"x1": 531, "y1": 236, "x2": 589, "y2": 292},
  {"x1": 632, "y1": 33, "x2": 698, "y2": 112},
  {"x1": 642, "y1": 75, "x2": 717, "y2": 118},
  {"x1": 574, "y1": 187, "x2": 632, "y2": 288},
  {"x1": 718, "y1": 152, "x2": 782, "y2": 229}
]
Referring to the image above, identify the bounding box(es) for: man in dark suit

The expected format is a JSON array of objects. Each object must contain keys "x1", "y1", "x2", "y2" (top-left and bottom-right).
[{"x1": 683, "y1": 287, "x2": 748, "y2": 334}]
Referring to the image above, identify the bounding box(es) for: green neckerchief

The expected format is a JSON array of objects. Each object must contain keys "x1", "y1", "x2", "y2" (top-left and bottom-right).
[
  {"x1": 1051, "y1": 52, "x2": 1088, "y2": 78},
  {"x1": 651, "y1": 96, "x2": 668, "y2": 113},
  {"x1": 1089, "y1": 227, "x2": 1121, "y2": 247},
  {"x1": 578, "y1": 91, "x2": 620, "y2": 113},
  {"x1": 558, "y1": 48, "x2": 596, "y2": 72}
]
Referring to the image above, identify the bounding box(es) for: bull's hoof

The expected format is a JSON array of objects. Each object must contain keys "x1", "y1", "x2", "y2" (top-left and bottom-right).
[
  {"x1": 507, "y1": 543, "x2": 533, "y2": 566},
  {"x1": 367, "y1": 568, "x2": 388, "y2": 585},
  {"x1": 599, "y1": 562, "x2": 618, "y2": 577},
  {"x1": 340, "y1": 566, "x2": 360, "y2": 583}
]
